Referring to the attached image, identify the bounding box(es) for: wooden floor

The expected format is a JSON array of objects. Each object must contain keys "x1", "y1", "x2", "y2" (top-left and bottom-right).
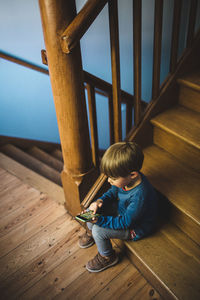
[{"x1": 0, "y1": 167, "x2": 162, "y2": 300}]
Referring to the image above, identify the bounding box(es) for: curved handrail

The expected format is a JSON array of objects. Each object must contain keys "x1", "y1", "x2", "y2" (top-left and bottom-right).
[
  {"x1": 61, "y1": 0, "x2": 108, "y2": 54},
  {"x1": 0, "y1": 51, "x2": 49, "y2": 75}
]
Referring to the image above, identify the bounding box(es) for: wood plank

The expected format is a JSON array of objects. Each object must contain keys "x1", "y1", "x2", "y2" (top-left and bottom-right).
[
  {"x1": 0, "y1": 199, "x2": 65, "y2": 257},
  {"x1": 125, "y1": 229, "x2": 200, "y2": 300},
  {"x1": 19, "y1": 246, "x2": 96, "y2": 299},
  {"x1": 0, "y1": 192, "x2": 42, "y2": 238},
  {"x1": 0, "y1": 213, "x2": 72, "y2": 282},
  {"x1": 153, "y1": 126, "x2": 200, "y2": 172},
  {"x1": 151, "y1": 106, "x2": 200, "y2": 149},
  {"x1": 0, "y1": 171, "x2": 22, "y2": 197},
  {"x1": 0, "y1": 153, "x2": 65, "y2": 205},
  {"x1": 0, "y1": 183, "x2": 41, "y2": 220},
  {"x1": 0, "y1": 221, "x2": 83, "y2": 298},
  {"x1": 92, "y1": 264, "x2": 145, "y2": 300},
  {"x1": 130, "y1": 282, "x2": 163, "y2": 300},
  {"x1": 53, "y1": 248, "x2": 130, "y2": 300}
]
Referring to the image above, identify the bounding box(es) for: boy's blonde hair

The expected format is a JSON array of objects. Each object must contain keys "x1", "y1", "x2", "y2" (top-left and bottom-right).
[{"x1": 100, "y1": 141, "x2": 144, "y2": 178}]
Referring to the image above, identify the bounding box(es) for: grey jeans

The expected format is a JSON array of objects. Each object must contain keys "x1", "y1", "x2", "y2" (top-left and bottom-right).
[{"x1": 87, "y1": 222, "x2": 131, "y2": 257}]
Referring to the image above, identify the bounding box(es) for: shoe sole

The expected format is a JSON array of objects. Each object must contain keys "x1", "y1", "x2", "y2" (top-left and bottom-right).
[
  {"x1": 86, "y1": 256, "x2": 119, "y2": 273},
  {"x1": 78, "y1": 240, "x2": 95, "y2": 249}
]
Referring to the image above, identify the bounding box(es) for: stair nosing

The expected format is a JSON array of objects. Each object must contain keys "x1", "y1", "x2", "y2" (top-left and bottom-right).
[{"x1": 178, "y1": 78, "x2": 200, "y2": 92}]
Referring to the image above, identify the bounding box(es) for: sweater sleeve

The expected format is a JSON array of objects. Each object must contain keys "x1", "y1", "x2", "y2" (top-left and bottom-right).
[
  {"x1": 99, "y1": 186, "x2": 118, "y2": 203},
  {"x1": 96, "y1": 191, "x2": 145, "y2": 229}
]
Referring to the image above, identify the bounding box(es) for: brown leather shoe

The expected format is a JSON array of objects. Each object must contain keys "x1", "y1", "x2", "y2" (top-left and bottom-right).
[
  {"x1": 86, "y1": 251, "x2": 119, "y2": 272},
  {"x1": 78, "y1": 232, "x2": 95, "y2": 248}
]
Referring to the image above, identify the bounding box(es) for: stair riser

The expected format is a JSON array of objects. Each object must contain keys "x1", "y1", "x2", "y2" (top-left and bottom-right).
[
  {"x1": 1, "y1": 146, "x2": 62, "y2": 186},
  {"x1": 179, "y1": 85, "x2": 200, "y2": 113},
  {"x1": 171, "y1": 206, "x2": 200, "y2": 246},
  {"x1": 153, "y1": 127, "x2": 200, "y2": 173}
]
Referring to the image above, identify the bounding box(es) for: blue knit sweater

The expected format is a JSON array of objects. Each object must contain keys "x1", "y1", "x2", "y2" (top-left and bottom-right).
[{"x1": 95, "y1": 173, "x2": 158, "y2": 240}]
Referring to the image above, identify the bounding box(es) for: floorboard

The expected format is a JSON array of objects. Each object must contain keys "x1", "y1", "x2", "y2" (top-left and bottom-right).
[{"x1": 0, "y1": 166, "x2": 163, "y2": 300}]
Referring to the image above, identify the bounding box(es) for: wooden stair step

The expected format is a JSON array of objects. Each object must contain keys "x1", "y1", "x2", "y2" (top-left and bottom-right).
[
  {"x1": 124, "y1": 222, "x2": 200, "y2": 300},
  {"x1": 50, "y1": 149, "x2": 63, "y2": 162},
  {"x1": 27, "y1": 146, "x2": 63, "y2": 172},
  {"x1": 177, "y1": 71, "x2": 200, "y2": 113},
  {"x1": 151, "y1": 106, "x2": 200, "y2": 171},
  {"x1": 142, "y1": 145, "x2": 200, "y2": 245},
  {"x1": 0, "y1": 144, "x2": 62, "y2": 186},
  {"x1": 0, "y1": 153, "x2": 65, "y2": 205}
]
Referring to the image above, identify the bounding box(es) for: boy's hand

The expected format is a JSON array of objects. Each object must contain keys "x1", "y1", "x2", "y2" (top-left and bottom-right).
[{"x1": 89, "y1": 199, "x2": 103, "y2": 214}]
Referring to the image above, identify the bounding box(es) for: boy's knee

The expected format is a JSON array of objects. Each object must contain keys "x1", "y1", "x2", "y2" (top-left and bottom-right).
[{"x1": 92, "y1": 224, "x2": 103, "y2": 239}]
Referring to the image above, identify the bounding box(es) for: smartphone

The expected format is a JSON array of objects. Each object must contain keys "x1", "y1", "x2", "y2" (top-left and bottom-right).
[{"x1": 75, "y1": 210, "x2": 101, "y2": 222}]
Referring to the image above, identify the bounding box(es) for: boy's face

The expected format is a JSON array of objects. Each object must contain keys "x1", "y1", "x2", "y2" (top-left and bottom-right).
[{"x1": 108, "y1": 172, "x2": 138, "y2": 189}]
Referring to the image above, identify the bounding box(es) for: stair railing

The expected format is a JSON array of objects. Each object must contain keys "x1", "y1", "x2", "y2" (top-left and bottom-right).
[{"x1": 38, "y1": 0, "x2": 200, "y2": 214}]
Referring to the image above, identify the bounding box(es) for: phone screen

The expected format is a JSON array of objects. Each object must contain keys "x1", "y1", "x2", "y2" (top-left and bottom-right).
[{"x1": 75, "y1": 210, "x2": 101, "y2": 222}]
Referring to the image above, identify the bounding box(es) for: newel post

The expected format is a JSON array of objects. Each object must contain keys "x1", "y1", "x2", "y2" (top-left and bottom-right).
[{"x1": 39, "y1": 0, "x2": 98, "y2": 215}]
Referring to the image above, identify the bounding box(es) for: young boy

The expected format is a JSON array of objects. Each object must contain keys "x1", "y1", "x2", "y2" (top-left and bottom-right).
[{"x1": 78, "y1": 141, "x2": 158, "y2": 273}]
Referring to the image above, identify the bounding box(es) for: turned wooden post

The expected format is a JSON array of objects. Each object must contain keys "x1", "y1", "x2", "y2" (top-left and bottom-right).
[{"x1": 39, "y1": 0, "x2": 98, "y2": 215}]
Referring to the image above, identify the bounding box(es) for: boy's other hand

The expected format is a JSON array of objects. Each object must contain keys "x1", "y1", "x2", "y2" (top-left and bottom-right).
[{"x1": 89, "y1": 199, "x2": 103, "y2": 214}]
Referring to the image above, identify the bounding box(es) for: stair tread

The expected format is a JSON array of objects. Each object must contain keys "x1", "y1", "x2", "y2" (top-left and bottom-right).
[
  {"x1": 151, "y1": 106, "x2": 200, "y2": 149},
  {"x1": 28, "y1": 146, "x2": 63, "y2": 172},
  {"x1": 1, "y1": 144, "x2": 62, "y2": 186},
  {"x1": 142, "y1": 145, "x2": 200, "y2": 225},
  {"x1": 51, "y1": 149, "x2": 63, "y2": 162},
  {"x1": 178, "y1": 71, "x2": 200, "y2": 90},
  {"x1": 125, "y1": 222, "x2": 200, "y2": 300},
  {"x1": 0, "y1": 152, "x2": 65, "y2": 205}
]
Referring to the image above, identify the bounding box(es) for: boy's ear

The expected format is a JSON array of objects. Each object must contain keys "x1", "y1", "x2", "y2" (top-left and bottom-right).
[{"x1": 130, "y1": 171, "x2": 139, "y2": 179}]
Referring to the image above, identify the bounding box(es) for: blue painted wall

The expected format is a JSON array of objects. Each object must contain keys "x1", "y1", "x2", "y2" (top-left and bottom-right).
[{"x1": 0, "y1": 0, "x2": 200, "y2": 149}]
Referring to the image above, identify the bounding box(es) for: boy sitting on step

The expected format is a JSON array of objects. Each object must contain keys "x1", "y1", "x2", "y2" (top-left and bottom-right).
[{"x1": 79, "y1": 141, "x2": 158, "y2": 273}]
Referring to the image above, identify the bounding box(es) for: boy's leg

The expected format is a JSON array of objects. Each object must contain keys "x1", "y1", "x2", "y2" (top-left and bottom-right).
[
  {"x1": 78, "y1": 222, "x2": 94, "y2": 248},
  {"x1": 91, "y1": 224, "x2": 130, "y2": 257},
  {"x1": 86, "y1": 225, "x2": 130, "y2": 272}
]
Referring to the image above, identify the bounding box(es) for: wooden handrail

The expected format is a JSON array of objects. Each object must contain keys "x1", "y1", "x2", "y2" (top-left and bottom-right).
[
  {"x1": 170, "y1": 0, "x2": 182, "y2": 73},
  {"x1": 152, "y1": 0, "x2": 163, "y2": 100},
  {"x1": 61, "y1": 0, "x2": 108, "y2": 54},
  {"x1": 0, "y1": 51, "x2": 49, "y2": 75},
  {"x1": 187, "y1": 0, "x2": 198, "y2": 47},
  {"x1": 133, "y1": 0, "x2": 142, "y2": 125},
  {"x1": 0, "y1": 50, "x2": 137, "y2": 106},
  {"x1": 109, "y1": 0, "x2": 122, "y2": 142}
]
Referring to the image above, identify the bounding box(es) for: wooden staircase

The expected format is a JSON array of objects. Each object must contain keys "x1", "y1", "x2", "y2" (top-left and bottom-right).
[
  {"x1": 0, "y1": 140, "x2": 65, "y2": 207},
  {"x1": 122, "y1": 71, "x2": 200, "y2": 300},
  {"x1": 0, "y1": 142, "x2": 63, "y2": 187},
  {"x1": 0, "y1": 70, "x2": 199, "y2": 300}
]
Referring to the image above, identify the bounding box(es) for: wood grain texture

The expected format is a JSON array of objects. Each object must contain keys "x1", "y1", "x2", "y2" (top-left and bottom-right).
[{"x1": 0, "y1": 167, "x2": 161, "y2": 299}]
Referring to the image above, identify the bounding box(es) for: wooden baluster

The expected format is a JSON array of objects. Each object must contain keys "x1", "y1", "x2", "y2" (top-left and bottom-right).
[
  {"x1": 133, "y1": 0, "x2": 142, "y2": 125},
  {"x1": 187, "y1": 0, "x2": 198, "y2": 47},
  {"x1": 108, "y1": 93, "x2": 115, "y2": 145},
  {"x1": 86, "y1": 84, "x2": 99, "y2": 168},
  {"x1": 152, "y1": 0, "x2": 163, "y2": 100},
  {"x1": 170, "y1": 0, "x2": 182, "y2": 73},
  {"x1": 39, "y1": 0, "x2": 98, "y2": 215},
  {"x1": 126, "y1": 102, "x2": 133, "y2": 136},
  {"x1": 109, "y1": 0, "x2": 122, "y2": 143}
]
